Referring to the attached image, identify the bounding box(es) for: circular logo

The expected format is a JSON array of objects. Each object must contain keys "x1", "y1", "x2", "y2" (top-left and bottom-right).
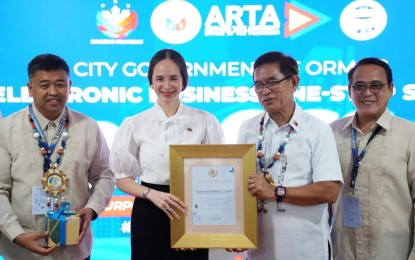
[
  {"x1": 340, "y1": 0, "x2": 387, "y2": 41},
  {"x1": 208, "y1": 168, "x2": 217, "y2": 177},
  {"x1": 151, "y1": 1, "x2": 202, "y2": 44}
]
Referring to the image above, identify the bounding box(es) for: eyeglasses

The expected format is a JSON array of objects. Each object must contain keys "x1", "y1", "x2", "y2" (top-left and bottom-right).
[
  {"x1": 253, "y1": 75, "x2": 292, "y2": 93},
  {"x1": 351, "y1": 82, "x2": 387, "y2": 94}
]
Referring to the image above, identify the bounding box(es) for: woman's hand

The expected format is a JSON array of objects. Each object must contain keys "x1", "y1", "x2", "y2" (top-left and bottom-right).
[{"x1": 146, "y1": 189, "x2": 187, "y2": 219}]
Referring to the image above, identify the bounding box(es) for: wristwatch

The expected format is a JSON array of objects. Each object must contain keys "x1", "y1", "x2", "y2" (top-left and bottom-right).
[{"x1": 275, "y1": 186, "x2": 286, "y2": 203}]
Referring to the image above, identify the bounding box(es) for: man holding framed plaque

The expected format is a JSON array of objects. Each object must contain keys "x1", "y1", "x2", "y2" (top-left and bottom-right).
[{"x1": 237, "y1": 51, "x2": 343, "y2": 259}]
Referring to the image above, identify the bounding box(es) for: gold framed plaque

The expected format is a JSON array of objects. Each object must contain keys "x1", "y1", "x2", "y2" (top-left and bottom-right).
[{"x1": 169, "y1": 144, "x2": 258, "y2": 249}]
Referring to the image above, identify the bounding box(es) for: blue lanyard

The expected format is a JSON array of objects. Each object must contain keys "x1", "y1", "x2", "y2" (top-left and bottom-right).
[
  {"x1": 350, "y1": 125, "x2": 382, "y2": 190},
  {"x1": 28, "y1": 104, "x2": 68, "y2": 170}
]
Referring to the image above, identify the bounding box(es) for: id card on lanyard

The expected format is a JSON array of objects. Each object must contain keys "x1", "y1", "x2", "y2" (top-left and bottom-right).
[
  {"x1": 342, "y1": 125, "x2": 382, "y2": 228},
  {"x1": 342, "y1": 195, "x2": 361, "y2": 228}
]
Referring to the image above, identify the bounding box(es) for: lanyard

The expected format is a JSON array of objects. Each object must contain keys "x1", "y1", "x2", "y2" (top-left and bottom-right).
[
  {"x1": 350, "y1": 125, "x2": 382, "y2": 191},
  {"x1": 28, "y1": 104, "x2": 68, "y2": 170}
]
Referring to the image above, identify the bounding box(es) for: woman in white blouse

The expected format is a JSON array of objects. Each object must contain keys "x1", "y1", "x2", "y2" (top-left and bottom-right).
[{"x1": 109, "y1": 49, "x2": 224, "y2": 260}]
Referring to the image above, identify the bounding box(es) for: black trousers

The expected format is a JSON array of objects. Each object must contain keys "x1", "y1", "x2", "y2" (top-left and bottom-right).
[{"x1": 130, "y1": 182, "x2": 208, "y2": 260}]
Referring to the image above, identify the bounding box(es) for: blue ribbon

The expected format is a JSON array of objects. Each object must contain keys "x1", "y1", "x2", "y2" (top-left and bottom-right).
[{"x1": 47, "y1": 202, "x2": 75, "y2": 245}]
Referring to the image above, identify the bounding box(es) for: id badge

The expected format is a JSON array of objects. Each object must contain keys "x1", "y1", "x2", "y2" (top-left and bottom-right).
[
  {"x1": 342, "y1": 195, "x2": 361, "y2": 228},
  {"x1": 32, "y1": 186, "x2": 49, "y2": 215}
]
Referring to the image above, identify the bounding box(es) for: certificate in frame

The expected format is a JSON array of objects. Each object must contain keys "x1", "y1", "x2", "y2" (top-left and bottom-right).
[{"x1": 169, "y1": 144, "x2": 258, "y2": 249}]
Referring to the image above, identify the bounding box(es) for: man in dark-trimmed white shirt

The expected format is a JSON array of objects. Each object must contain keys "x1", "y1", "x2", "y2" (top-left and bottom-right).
[{"x1": 236, "y1": 51, "x2": 343, "y2": 260}]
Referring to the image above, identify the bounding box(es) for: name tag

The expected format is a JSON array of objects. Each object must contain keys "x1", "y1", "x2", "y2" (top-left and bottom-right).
[
  {"x1": 342, "y1": 195, "x2": 361, "y2": 228},
  {"x1": 32, "y1": 186, "x2": 49, "y2": 215}
]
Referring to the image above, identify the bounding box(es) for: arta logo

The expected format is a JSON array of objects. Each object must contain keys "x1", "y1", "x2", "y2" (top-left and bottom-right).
[
  {"x1": 151, "y1": 1, "x2": 202, "y2": 44},
  {"x1": 96, "y1": 1, "x2": 138, "y2": 39}
]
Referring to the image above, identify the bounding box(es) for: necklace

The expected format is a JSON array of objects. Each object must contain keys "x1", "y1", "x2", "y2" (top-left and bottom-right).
[
  {"x1": 28, "y1": 104, "x2": 70, "y2": 209},
  {"x1": 256, "y1": 113, "x2": 293, "y2": 213}
]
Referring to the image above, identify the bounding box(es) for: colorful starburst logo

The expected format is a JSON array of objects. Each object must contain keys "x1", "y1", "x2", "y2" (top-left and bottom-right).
[{"x1": 96, "y1": 1, "x2": 138, "y2": 39}]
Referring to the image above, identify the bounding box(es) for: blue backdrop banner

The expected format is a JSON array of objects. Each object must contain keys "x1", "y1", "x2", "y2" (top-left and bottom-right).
[{"x1": 0, "y1": 1, "x2": 414, "y2": 259}]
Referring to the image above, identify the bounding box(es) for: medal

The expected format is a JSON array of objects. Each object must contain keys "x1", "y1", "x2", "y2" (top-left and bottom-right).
[{"x1": 41, "y1": 166, "x2": 69, "y2": 197}]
